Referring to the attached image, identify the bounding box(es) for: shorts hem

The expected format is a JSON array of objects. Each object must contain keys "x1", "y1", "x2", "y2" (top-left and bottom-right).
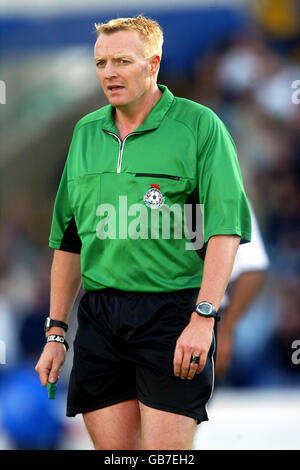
[
  {"x1": 66, "y1": 393, "x2": 137, "y2": 417},
  {"x1": 137, "y1": 396, "x2": 208, "y2": 425}
]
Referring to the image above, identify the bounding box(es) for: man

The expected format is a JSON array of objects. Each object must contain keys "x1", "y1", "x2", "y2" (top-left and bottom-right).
[{"x1": 35, "y1": 16, "x2": 251, "y2": 450}]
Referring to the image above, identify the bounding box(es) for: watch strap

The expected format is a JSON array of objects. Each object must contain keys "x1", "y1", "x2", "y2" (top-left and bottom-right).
[{"x1": 45, "y1": 317, "x2": 68, "y2": 333}]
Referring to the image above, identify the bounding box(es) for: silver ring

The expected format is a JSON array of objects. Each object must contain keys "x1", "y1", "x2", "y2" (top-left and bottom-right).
[{"x1": 190, "y1": 355, "x2": 199, "y2": 364}]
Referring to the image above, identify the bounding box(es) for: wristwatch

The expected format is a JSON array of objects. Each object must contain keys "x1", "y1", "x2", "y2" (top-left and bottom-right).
[
  {"x1": 194, "y1": 302, "x2": 220, "y2": 320},
  {"x1": 44, "y1": 317, "x2": 68, "y2": 334}
]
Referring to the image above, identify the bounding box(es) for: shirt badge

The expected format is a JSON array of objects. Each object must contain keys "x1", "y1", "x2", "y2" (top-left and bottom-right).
[{"x1": 144, "y1": 184, "x2": 165, "y2": 209}]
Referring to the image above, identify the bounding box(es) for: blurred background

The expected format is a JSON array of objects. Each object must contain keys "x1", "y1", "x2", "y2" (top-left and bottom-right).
[{"x1": 0, "y1": 0, "x2": 300, "y2": 450}]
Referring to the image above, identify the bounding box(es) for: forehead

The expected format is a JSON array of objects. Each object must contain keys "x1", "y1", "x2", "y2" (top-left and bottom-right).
[{"x1": 94, "y1": 30, "x2": 146, "y2": 58}]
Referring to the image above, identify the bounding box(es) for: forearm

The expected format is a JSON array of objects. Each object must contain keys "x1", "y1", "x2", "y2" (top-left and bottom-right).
[
  {"x1": 192, "y1": 235, "x2": 241, "y2": 320},
  {"x1": 48, "y1": 249, "x2": 82, "y2": 332},
  {"x1": 222, "y1": 270, "x2": 267, "y2": 329}
]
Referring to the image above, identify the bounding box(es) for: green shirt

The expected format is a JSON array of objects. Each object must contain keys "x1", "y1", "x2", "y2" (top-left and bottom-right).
[{"x1": 49, "y1": 84, "x2": 251, "y2": 292}]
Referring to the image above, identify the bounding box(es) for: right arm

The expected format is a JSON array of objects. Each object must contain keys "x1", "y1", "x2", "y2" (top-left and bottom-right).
[{"x1": 35, "y1": 249, "x2": 82, "y2": 386}]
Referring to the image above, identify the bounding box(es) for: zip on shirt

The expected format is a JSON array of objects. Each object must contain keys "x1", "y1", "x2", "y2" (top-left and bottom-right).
[{"x1": 103, "y1": 129, "x2": 155, "y2": 173}]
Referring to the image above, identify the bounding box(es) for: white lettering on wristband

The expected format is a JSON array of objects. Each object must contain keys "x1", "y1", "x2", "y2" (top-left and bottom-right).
[
  {"x1": 47, "y1": 335, "x2": 64, "y2": 342},
  {"x1": 46, "y1": 334, "x2": 68, "y2": 351}
]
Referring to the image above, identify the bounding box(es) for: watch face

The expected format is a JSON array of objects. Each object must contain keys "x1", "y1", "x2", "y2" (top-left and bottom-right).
[
  {"x1": 45, "y1": 317, "x2": 51, "y2": 331},
  {"x1": 197, "y1": 302, "x2": 213, "y2": 315}
]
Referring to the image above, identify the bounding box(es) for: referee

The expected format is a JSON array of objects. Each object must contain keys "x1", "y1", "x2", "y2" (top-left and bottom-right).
[{"x1": 35, "y1": 16, "x2": 251, "y2": 450}]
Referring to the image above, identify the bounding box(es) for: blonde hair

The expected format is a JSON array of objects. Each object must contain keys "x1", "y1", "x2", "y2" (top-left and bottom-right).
[{"x1": 94, "y1": 15, "x2": 164, "y2": 58}]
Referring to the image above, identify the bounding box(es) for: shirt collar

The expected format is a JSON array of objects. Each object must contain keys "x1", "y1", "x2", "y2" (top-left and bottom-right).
[{"x1": 102, "y1": 84, "x2": 174, "y2": 134}]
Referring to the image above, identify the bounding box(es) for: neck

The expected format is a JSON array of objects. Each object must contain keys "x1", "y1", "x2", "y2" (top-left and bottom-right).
[{"x1": 114, "y1": 84, "x2": 162, "y2": 135}]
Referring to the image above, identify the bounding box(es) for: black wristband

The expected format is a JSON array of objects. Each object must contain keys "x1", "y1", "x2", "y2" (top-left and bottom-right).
[{"x1": 46, "y1": 334, "x2": 69, "y2": 351}]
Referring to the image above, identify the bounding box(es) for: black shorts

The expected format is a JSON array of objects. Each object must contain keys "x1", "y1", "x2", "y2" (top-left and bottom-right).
[{"x1": 66, "y1": 287, "x2": 217, "y2": 424}]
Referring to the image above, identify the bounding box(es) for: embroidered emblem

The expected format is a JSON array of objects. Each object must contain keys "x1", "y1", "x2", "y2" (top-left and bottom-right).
[{"x1": 144, "y1": 183, "x2": 165, "y2": 209}]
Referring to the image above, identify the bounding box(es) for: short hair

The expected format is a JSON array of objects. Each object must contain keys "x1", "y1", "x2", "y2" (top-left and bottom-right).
[{"x1": 94, "y1": 15, "x2": 164, "y2": 58}]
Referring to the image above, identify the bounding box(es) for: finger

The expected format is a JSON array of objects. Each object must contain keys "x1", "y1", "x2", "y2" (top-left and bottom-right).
[
  {"x1": 40, "y1": 367, "x2": 51, "y2": 387},
  {"x1": 35, "y1": 357, "x2": 50, "y2": 386},
  {"x1": 173, "y1": 345, "x2": 184, "y2": 377},
  {"x1": 196, "y1": 350, "x2": 208, "y2": 374},
  {"x1": 48, "y1": 361, "x2": 61, "y2": 384},
  {"x1": 187, "y1": 351, "x2": 201, "y2": 380},
  {"x1": 180, "y1": 348, "x2": 193, "y2": 379}
]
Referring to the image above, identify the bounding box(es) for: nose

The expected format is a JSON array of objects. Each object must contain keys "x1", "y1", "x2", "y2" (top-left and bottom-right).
[{"x1": 103, "y1": 61, "x2": 118, "y2": 79}]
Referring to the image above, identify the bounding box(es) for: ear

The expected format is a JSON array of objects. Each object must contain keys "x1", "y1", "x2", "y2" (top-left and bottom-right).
[{"x1": 149, "y1": 55, "x2": 161, "y2": 76}]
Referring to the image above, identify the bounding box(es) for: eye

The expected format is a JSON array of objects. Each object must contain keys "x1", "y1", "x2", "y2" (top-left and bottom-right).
[
  {"x1": 96, "y1": 60, "x2": 105, "y2": 68},
  {"x1": 119, "y1": 59, "x2": 130, "y2": 65}
]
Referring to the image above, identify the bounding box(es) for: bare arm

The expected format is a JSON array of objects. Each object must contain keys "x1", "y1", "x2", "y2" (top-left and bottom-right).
[
  {"x1": 193, "y1": 234, "x2": 241, "y2": 310},
  {"x1": 173, "y1": 234, "x2": 240, "y2": 380},
  {"x1": 219, "y1": 270, "x2": 267, "y2": 329},
  {"x1": 215, "y1": 270, "x2": 267, "y2": 377},
  {"x1": 35, "y1": 249, "x2": 82, "y2": 386},
  {"x1": 49, "y1": 249, "x2": 82, "y2": 330}
]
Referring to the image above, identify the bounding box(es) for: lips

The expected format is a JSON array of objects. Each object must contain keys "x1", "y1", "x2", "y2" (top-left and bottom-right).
[{"x1": 107, "y1": 85, "x2": 125, "y2": 92}]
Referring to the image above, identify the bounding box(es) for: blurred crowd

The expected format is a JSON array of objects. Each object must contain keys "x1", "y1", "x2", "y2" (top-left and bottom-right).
[
  {"x1": 0, "y1": 0, "x2": 300, "y2": 449},
  {"x1": 188, "y1": 3, "x2": 300, "y2": 388}
]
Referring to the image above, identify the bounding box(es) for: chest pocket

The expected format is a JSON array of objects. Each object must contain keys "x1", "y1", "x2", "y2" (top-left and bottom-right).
[
  {"x1": 133, "y1": 173, "x2": 196, "y2": 241},
  {"x1": 68, "y1": 174, "x2": 100, "y2": 235},
  {"x1": 135, "y1": 173, "x2": 180, "y2": 180},
  {"x1": 134, "y1": 173, "x2": 194, "y2": 207}
]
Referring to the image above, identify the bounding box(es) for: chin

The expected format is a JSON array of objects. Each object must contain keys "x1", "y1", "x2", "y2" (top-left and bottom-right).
[
  {"x1": 105, "y1": 95, "x2": 125, "y2": 106},
  {"x1": 109, "y1": 99, "x2": 130, "y2": 109}
]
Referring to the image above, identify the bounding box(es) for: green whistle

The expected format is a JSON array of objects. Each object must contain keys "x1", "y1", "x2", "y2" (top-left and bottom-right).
[{"x1": 47, "y1": 382, "x2": 57, "y2": 399}]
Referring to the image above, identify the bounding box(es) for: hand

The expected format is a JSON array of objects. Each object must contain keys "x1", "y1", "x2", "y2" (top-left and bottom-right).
[
  {"x1": 173, "y1": 312, "x2": 214, "y2": 380},
  {"x1": 35, "y1": 341, "x2": 67, "y2": 386}
]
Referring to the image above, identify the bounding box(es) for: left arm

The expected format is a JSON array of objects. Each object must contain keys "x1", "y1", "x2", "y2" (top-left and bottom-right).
[{"x1": 173, "y1": 234, "x2": 240, "y2": 380}]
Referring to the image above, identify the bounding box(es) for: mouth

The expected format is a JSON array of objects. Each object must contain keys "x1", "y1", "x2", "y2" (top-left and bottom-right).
[{"x1": 107, "y1": 85, "x2": 125, "y2": 93}]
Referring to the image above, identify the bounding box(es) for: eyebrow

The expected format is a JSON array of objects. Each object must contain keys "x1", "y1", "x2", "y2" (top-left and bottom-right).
[{"x1": 94, "y1": 54, "x2": 133, "y2": 62}]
